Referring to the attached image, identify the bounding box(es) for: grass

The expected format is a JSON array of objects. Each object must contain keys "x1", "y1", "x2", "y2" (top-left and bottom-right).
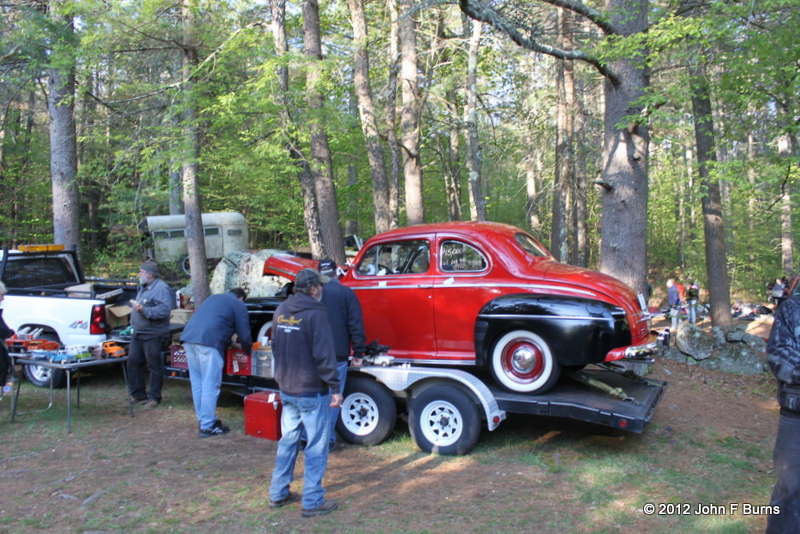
[{"x1": 0, "y1": 369, "x2": 777, "y2": 534}]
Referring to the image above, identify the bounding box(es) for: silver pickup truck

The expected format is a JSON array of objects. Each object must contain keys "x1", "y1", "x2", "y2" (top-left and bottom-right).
[{"x1": 1, "y1": 245, "x2": 138, "y2": 387}]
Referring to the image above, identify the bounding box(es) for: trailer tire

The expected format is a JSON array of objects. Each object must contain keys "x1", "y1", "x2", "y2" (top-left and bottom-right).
[
  {"x1": 409, "y1": 385, "x2": 481, "y2": 455},
  {"x1": 490, "y1": 329, "x2": 561, "y2": 394},
  {"x1": 24, "y1": 333, "x2": 66, "y2": 388},
  {"x1": 336, "y1": 377, "x2": 396, "y2": 446}
]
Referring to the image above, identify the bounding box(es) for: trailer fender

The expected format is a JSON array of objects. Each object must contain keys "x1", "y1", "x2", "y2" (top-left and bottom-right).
[{"x1": 355, "y1": 366, "x2": 506, "y2": 431}]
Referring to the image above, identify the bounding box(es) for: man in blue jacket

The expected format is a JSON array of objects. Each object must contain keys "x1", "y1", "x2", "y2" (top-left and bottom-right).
[
  {"x1": 181, "y1": 288, "x2": 252, "y2": 437},
  {"x1": 318, "y1": 259, "x2": 366, "y2": 451},
  {"x1": 269, "y1": 268, "x2": 341, "y2": 518}
]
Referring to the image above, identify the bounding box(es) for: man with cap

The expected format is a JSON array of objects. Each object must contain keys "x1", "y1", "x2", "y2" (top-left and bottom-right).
[
  {"x1": 268, "y1": 268, "x2": 342, "y2": 518},
  {"x1": 318, "y1": 258, "x2": 366, "y2": 451},
  {"x1": 127, "y1": 261, "x2": 173, "y2": 410},
  {"x1": 180, "y1": 288, "x2": 252, "y2": 437}
]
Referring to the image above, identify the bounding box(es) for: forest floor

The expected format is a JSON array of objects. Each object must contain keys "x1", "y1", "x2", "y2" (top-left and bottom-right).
[{"x1": 0, "y1": 315, "x2": 781, "y2": 534}]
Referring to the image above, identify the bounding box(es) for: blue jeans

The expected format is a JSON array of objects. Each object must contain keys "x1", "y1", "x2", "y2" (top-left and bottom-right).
[
  {"x1": 688, "y1": 300, "x2": 698, "y2": 324},
  {"x1": 329, "y1": 360, "x2": 349, "y2": 445},
  {"x1": 269, "y1": 393, "x2": 331, "y2": 510},
  {"x1": 767, "y1": 412, "x2": 800, "y2": 533},
  {"x1": 183, "y1": 342, "x2": 224, "y2": 431}
]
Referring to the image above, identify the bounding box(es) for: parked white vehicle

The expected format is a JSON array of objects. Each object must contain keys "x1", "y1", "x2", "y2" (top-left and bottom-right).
[{"x1": 1, "y1": 245, "x2": 137, "y2": 387}]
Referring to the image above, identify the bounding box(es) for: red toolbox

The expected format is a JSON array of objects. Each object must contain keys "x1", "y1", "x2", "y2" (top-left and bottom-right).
[
  {"x1": 244, "y1": 391, "x2": 282, "y2": 441},
  {"x1": 225, "y1": 347, "x2": 251, "y2": 375}
]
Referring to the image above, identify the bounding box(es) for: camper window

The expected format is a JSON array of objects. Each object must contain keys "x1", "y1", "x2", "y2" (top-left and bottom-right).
[{"x1": 203, "y1": 227, "x2": 220, "y2": 236}]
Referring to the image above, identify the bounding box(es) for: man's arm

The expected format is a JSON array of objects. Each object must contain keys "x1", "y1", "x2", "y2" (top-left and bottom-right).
[
  {"x1": 233, "y1": 301, "x2": 253, "y2": 353},
  {"x1": 345, "y1": 290, "x2": 367, "y2": 357},
  {"x1": 141, "y1": 280, "x2": 172, "y2": 320},
  {"x1": 768, "y1": 299, "x2": 800, "y2": 385},
  {"x1": 312, "y1": 313, "x2": 341, "y2": 394}
]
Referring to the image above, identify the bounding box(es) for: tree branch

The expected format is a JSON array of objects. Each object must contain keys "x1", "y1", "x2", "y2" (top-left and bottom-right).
[{"x1": 458, "y1": 0, "x2": 620, "y2": 86}]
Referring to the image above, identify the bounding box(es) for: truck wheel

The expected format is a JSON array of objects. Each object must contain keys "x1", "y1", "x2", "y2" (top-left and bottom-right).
[
  {"x1": 24, "y1": 333, "x2": 66, "y2": 388},
  {"x1": 409, "y1": 385, "x2": 481, "y2": 455},
  {"x1": 336, "y1": 377, "x2": 396, "y2": 446},
  {"x1": 490, "y1": 330, "x2": 561, "y2": 394}
]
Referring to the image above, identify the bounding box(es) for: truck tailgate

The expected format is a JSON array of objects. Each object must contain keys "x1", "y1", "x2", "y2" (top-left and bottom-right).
[{"x1": 490, "y1": 369, "x2": 667, "y2": 433}]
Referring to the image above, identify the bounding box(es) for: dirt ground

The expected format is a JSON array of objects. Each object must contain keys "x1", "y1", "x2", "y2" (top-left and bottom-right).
[{"x1": 0, "y1": 316, "x2": 781, "y2": 534}]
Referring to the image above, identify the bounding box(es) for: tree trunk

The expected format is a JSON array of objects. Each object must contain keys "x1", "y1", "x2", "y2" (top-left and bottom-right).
[
  {"x1": 304, "y1": 0, "x2": 345, "y2": 264},
  {"x1": 48, "y1": 0, "x2": 81, "y2": 250},
  {"x1": 347, "y1": 0, "x2": 391, "y2": 235},
  {"x1": 269, "y1": 0, "x2": 325, "y2": 258},
  {"x1": 689, "y1": 66, "x2": 732, "y2": 329},
  {"x1": 399, "y1": 0, "x2": 424, "y2": 225},
  {"x1": 386, "y1": 0, "x2": 401, "y2": 229},
  {"x1": 598, "y1": 0, "x2": 649, "y2": 295},
  {"x1": 169, "y1": 113, "x2": 184, "y2": 215},
  {"x1": 778, "y1": 134, "x2": 794, "y2": 275},
  {"x1": 181, "y1": 0, "x2": 210, "y2": 307},
  {"x1": 551, "y1": 8, "x2": 574, "y2": 262},
  {"x1": 525, "y1": 138, "x2": 542, "y2": 234},
  {"x1": 464, "y1": 20, "x2": 486, "y2": 221},
  {"x1": 445, "y1": 92, "x2": 463, "y2": 221}
]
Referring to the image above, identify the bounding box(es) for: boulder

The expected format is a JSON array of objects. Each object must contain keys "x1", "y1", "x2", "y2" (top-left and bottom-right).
[
  {"x1": 699, "y1": 344, "x2": 768, "y2": 375},
  {"x1": 675, "y1": 321, "x2": 716, "y2": 361},
  {"x1": 742, "y1": 333, "x2": 767, "y2": 353},
  {"x1": 711, "y1": 326, "x2": 728, "y2": 348},
  {"x1": 725, "y1": 323, "x2": 748, "y2": 343}
]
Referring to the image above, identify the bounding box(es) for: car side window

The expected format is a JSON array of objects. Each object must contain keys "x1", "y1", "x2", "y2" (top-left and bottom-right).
[
  {"x1": 356, "y1": 240, "x2": 430, "y2": 276},
  {"x1": 439, "y1": 241, "x2": 487, "y2": 272}
]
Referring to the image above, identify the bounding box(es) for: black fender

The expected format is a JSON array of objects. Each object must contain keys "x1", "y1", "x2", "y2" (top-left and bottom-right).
[{"x1": 474, "y1": 294, "x2": 631, "y2": 367}]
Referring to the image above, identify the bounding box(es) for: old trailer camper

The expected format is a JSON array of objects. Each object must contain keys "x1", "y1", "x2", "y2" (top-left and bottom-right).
[{"x1": 141, "y1": 212, "x2": 248, "y2": 272}]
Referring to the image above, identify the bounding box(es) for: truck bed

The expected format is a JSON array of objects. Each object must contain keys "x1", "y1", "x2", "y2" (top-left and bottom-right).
[{"x1": 489, "y1": 368, "x2": 666, "y2": 433}]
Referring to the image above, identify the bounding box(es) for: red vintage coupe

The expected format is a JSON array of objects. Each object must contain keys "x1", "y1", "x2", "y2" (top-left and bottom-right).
[{"x1": 264, "y1": 221, "x2": 658, "y2": 394}]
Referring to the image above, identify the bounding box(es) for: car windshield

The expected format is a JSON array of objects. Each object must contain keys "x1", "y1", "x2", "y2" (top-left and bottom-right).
[{"x1": 515, "y1": 233, "x2": 550, "y2": 258}]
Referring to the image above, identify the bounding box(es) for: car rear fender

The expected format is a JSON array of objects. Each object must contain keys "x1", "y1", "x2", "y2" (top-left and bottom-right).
[{"x1": 474, "y1": 294, "x2": 631, "y2": 367}]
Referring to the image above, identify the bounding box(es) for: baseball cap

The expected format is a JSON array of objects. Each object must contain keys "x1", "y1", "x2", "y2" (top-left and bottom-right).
[
  {"x1": 295, "y1": 268, "x2": 330, "y2": 290},
  {"x1": 318, "y1": 259, "x2": 336, "y2": 276},
  {"x1": 140, "y1": 260, "x2": 161, "y2": 278}
]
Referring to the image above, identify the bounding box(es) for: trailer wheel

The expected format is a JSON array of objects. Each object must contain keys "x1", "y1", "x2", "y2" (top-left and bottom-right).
[
  {"x1": 24, "y1": 333, "x2": 66, "y2": 388},
  {"x1": 490, "y1": 329, "x2": 561, "y2": 394},
  {"x1": 336, "y1": 377, "x2": 396, "y2": 446},
  {"x1": 409, "y1": 386, "x2": 480, "y2": 455}
]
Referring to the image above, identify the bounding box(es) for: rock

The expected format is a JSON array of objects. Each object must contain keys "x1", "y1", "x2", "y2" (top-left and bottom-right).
[
  {"x1": 726, "y1": 323, "x2": 748, "y2": 343},
  {"x1": 661, "y1": 346, "x2": 689, "y2": 363},
  {"x1": 676, "y1": 322, "x2": 716, "y2": 361},
  {"x1": 742, "y1": 333, "x2": 767, "y2": 353},
  {"x1": 711, "y1": 326, "x2": 728, "y2": 348},
  {"x1": 699, "y1": 344, "x2": 768, "y2": 375}
]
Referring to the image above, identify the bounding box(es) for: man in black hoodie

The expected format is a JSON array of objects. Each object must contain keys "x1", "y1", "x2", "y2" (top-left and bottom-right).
[{"x1": 268, "y1": 268, "x2": 342, "y2": 518}]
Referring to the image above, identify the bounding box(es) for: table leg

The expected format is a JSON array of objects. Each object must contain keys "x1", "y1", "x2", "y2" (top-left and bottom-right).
[
  {"x1": 11, "y1": 375, "x2": 21, "y2": 423},
  {"x1": 76, "y1": 371, "x2": 81, "y2": 408},
  {"x1": 66, "y1": 369, "x2": 71, "y2": 433},
  {"x1": 121, "y1": 360, "x2": 134, "y2": 418}
]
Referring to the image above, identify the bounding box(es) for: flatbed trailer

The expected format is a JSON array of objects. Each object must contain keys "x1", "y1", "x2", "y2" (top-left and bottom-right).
[{"x1": 163, "y1": 353, "x2": 666, "y2": 455}]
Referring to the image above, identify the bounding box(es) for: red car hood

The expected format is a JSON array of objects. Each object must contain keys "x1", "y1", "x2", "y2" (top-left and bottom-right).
[{"x1": 262, "y1": 254, "x2": 317, "y2": 280}]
